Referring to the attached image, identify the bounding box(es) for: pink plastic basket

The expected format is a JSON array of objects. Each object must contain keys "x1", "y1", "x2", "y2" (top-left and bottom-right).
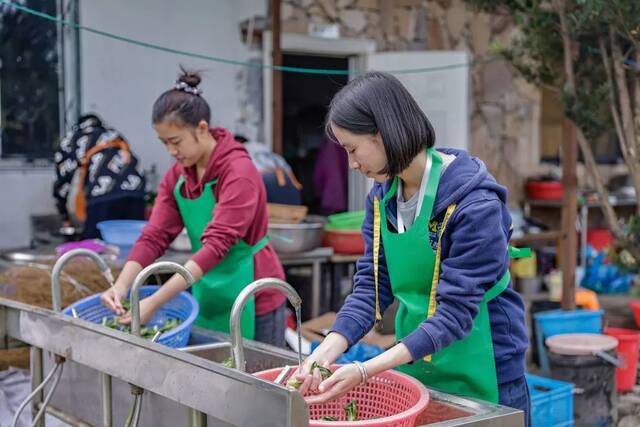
[{"x1": 254, "y1": 365, "x2": 430, "y2": 426}]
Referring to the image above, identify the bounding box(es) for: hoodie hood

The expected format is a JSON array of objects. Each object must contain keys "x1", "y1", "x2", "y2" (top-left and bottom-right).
[
  {"x1": 431, "y1": 148, "x2": 507, "y2": 218},
  {"x1": 382, "y1": 148, "x2": 508, "y2": 222}
]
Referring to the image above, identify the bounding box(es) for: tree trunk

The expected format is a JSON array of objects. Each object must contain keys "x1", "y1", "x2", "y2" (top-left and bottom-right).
[
  {"x1": 600, "y1": 35, "x2": 640, "y2": 208},
  {"x1": 555, "y1": 1, "x2": 621, "y2": 238}
]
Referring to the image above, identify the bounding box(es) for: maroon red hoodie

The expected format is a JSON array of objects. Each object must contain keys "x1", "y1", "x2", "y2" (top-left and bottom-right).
[{"x1": 128, "y1": 128, "x2": 286, "y2": 315}]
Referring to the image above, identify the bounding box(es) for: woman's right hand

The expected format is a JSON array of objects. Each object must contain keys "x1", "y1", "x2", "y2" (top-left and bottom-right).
[
  {"x1": 290, "y1": 356, "x2": 329, "y2": 395},
  {"x1": 100, "y1": 284, "x2": 128, "y2": 315},
  {"x1": 288, "y1": 332, "x2": 349, "y2": 395}
]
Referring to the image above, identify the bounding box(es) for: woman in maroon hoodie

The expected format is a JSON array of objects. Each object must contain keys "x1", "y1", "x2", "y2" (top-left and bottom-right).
[{"x1": 101, "y1": 69, "x2": 287, "y2": 346}]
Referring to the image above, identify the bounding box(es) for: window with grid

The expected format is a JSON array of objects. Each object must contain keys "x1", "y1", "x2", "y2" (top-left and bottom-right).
[{"x1": 0, "y1": 1, "x2": 61, "y2": 161}]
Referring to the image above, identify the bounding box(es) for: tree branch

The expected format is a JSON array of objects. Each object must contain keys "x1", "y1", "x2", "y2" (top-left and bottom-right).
[
  {"x1": 555, "y1": 0, "x2": 575, "y2": 91},
  {"x1": 576, "y1": 129, "x2": 623, "y2": 238},
  {"x1": 599, "y1": 36, "x2": 632, "y2": 164},
  {"x1": 610, "y1": 26, "x2": 637, "y2": 158}
]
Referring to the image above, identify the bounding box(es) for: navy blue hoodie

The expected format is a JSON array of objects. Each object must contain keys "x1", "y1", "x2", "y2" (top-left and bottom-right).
[{"x1": 332, "y1": 148, "x2": 529, "y2": 385}]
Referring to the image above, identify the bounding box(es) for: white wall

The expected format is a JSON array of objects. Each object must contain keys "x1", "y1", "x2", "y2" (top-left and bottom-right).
[
  {"x1": 80, "y1": 0, "x2": 266, "y2": 173},
  {"x1": 0, "y1": 168, "x2": 57, "y2": 249},
  {"x1": 366, "y1": 51, "x2": 470, "y2": 151},
  {"x1": 0, "y1": 1, "x2": 266, "y2": 249}
]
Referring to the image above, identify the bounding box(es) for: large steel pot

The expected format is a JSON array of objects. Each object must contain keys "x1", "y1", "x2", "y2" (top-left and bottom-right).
[{"x1": 268, "y1": 216, "x2": 325, "y2": 254}]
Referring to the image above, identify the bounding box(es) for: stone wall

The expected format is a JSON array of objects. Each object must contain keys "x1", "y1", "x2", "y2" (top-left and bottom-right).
[{"x1": 281, "y1": 0, "x2": 545, "y2": 206}]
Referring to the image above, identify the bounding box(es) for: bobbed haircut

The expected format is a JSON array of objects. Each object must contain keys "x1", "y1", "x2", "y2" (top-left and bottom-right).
[{"x1": 326, "y1": 71, "x2": 435, "y2": 176}]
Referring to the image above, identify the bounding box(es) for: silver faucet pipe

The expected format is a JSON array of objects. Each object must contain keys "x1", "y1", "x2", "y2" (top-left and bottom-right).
[
  {"x1": 130, "y1": 262, "x2": 195, "y2": 337},
  {"x1": 230, "y1": 278, "x2": 302, "y2": 372},
  {"x1": 51, "y1": 248, "x2": 113, "y2": 312}
]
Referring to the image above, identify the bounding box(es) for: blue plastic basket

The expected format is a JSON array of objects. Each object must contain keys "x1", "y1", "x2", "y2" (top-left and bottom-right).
[
  {"x1": 96, "y1": 220, "x2": 147, "y2": 257},
  {"x1": 534, "y1": 309, "x2": 603, "y2": 373},
  {"x1": 63, "y1": 286, "x2": 199, "y2": 348},
  {"x1": 526, "y1": 374, "x2": 574, "y2": 427}
]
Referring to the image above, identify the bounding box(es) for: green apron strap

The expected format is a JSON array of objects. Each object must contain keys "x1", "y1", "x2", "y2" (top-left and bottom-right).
[
  {"x1": 508, "y1": 245, "x2": 532, "y2": 259},
  {"x1": 251, "y1": 235, "x2": 270, "y2": 255},
  {"x1": 483, "y1": 270, "x2": 511, "y2": 303},
  {"x1": 482, "y1": 245, "x2": 530, "y2": 304}
]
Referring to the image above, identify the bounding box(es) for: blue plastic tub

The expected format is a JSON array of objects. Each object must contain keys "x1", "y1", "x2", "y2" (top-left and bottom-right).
[
  {"x1": 96, "y1": 220, "x2": 147, "y2": 257},
  {"x1": 526, "y1": 374, "x2": 574, "y2": 427},
  {"x1": 534, "y1": 309, "x2": 603, "y2": 373},
  {"x1": 63, "y1": 286, "x2": 199, "y2": 348}
]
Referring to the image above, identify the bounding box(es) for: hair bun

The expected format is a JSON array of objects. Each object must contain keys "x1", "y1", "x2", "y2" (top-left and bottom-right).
[{"x1": 177, "y1": 65, "x2": 202, "y2": 88}]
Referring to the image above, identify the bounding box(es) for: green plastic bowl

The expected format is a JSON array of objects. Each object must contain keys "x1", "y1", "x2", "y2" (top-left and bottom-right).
[{"x1": 325, "y1": 210, "x2": 365, "y2": 231}]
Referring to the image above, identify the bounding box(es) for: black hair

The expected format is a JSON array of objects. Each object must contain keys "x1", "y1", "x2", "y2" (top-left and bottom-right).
[
  {"x1": 152, "y1": 66, "x2": 211, "y2": 127},
  {"x1": 234, "y1": 134, "x2": 249, "y2": 144},
  {"x1": 326, "y1": 71, "x2": 435, "y2": 177}
]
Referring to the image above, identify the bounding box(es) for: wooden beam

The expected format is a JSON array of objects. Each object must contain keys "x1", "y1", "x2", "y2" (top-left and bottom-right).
[
  {"x1": 560, "y1": 119, "x2": 578, "y2": 310},
  {"x1": 271, "y1": 0, "x2": 283, "y2": 155}
]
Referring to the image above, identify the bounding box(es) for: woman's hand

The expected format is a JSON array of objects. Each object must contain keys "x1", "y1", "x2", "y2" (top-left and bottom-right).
[
  {"x1": 290, "y1": 357, "x2": 332, "y2": 395},
  {"x1": 304, "y1": 363, "x2": 362, "y2": 404},
  {"x1": 100, "y1": 261, "x2": 143, "y2": 315},
  {"x1": 100, "y1": 284, "x2": 128, "y2": 315},
  {"x1": 118, "y1": 297, "x2": 159, "y2": 326},
  {"x1": 288, "y1": 332, "x2": 349, "y2": 395}
]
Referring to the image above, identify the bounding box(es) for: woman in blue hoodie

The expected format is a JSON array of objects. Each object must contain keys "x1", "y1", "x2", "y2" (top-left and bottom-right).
[{"x1": 295, "y1": 72, "x2": 530, "y2": 424}]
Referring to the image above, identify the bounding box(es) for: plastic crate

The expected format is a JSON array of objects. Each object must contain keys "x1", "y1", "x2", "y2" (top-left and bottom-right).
[
  {"x1": 526, "y1": 374, "x2": 574, "y2": 427},
  {"x1": 534, "y1": 309, "x2": 603, "y2": 372}
]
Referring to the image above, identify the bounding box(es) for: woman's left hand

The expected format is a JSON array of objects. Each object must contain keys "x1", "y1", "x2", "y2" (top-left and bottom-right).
[
  {"x1": 118, "y1": 297, "x2": 158, "y2": 326},
  {"x1": 304, "y1": 363, "x2": 362, "y2": 404}
]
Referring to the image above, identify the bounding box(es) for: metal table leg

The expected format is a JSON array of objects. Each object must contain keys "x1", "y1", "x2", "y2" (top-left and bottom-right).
[
  {"x1": 100, "y1": 373, "x2": 112, "y2": 427},
  {"x1": 311, "y1": 261, "x2": 321, "y2": 318},
  {"x1": 331, "y1": 262, "x2": 344, "y2": 311},
  {"x1": 31, "y1": 347, "x2": 44, "y2": 427}
]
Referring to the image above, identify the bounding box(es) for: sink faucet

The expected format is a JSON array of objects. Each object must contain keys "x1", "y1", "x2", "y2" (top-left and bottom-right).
[
  {"x1": 230, "y1": 278, "x2": 303, "y2": 372},
  {"x1": 130, "y1": 261, "x2": 195, "y2": 337},
  {"x1": 51, "y1": 248, "x2": 114, "y2": 312}
]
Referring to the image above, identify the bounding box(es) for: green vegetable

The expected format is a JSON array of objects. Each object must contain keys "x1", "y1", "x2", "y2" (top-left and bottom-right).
[
  {"x1": 286, "y1": 377, "x2": 304, "y2": 389},
  {"x1": 311, "y1": 362, "x2": 332, "y2": 380},
  {"x1": 320, "y1": 416, "x2": 338, "y2": 421},
  {"x1": 121, "y1": 299, "x2": 131, "y2": 311},
  {"x1": 345, "y1": 399, "x2": 358, "y2": 421},
  {"x1": 101, "y1": 313, "x2": 181, "y2": 340},
  {"x1": 221, "y1": 357, "x2": 235, "y2": 369}
]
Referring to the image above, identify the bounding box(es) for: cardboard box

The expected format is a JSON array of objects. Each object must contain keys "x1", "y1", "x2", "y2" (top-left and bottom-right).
[{"x1": 301, "y1": 312, "x2": 396, "y2": 349}]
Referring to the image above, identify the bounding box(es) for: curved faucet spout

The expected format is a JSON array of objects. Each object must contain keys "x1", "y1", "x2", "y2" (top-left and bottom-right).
[
  {"x1": 51, "y1": 249, "x2": 113, "y2": 312},
  {"x1": 130, "y1": 262, "x2": 195, "y2": 337},
  {"x1": 230, "y1": 278, "x2": 303, "y2": 372}
]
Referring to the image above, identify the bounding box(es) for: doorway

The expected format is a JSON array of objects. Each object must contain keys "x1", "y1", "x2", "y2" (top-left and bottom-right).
[{"x1": 281, "y1": 53, "x2": 349, "y2": 215}]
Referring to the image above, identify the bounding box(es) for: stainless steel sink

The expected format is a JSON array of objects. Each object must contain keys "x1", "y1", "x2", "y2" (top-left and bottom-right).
[
  {"x1": 43, "y1": 326, "x2": 302, "y2": 427},
  {"x1": 181, "y1": 327, "x2": 298, "y2": 373},
  {"x1": 39, "y1": 324, "x2": 522, "y2": 426}
]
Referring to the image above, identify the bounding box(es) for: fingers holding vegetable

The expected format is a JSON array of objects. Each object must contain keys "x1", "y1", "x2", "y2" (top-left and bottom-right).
[
  {"x1": 118, "y1": 297, "x2": 156, "y2": 325},
  {"x1": 288, "y1": 361, "x2": 332, "y2": 394},
  {"x1": 100, "y1": 298, "x2": 181, "y2": 340},
  {"x1": 305, "y1": 364, "x2": 361, "y2": 404},
  {"x1": 100, "y1": 285, "x2": 127, "y2": 315}
]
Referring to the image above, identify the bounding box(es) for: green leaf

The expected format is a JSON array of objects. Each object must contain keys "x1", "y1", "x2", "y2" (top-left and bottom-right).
[
  {"x1": 345, "y1": 400, "x2": 358, "y2": 421},
  {"x1": 221, "y1": 357, "x2": 236, "y2": 369}
]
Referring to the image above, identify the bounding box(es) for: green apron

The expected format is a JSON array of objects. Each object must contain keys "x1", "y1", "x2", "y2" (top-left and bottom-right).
[
  {"x1": 174, "y1": 175, "x2": 268, "y2": 339},
  {"x1": 372, "y1": 148, "x2": 528, "y2": 403}
]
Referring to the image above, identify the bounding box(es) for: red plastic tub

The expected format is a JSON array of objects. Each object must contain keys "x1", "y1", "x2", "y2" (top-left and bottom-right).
[
  {"x1": 629, "y1": 301, "x2": 640, "y2": 328},
  {"x1": 605, "y1": 327, "x2": 640, "y2": 392},
  {"x1": 526, "y1": 181, "x2": 564, "y2": 200}
]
